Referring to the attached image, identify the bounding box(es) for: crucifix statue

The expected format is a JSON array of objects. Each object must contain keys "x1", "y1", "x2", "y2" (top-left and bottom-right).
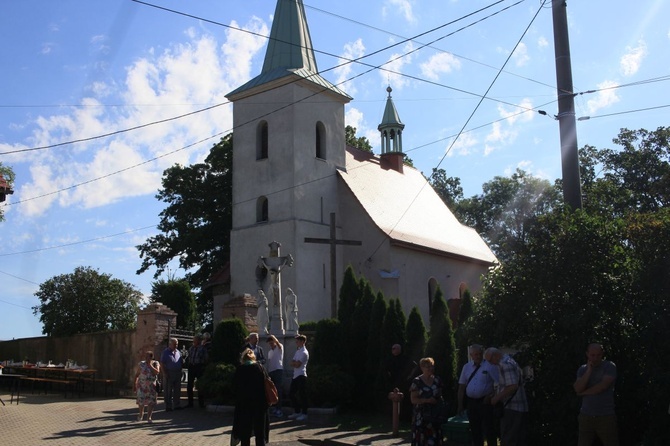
[
  {"x1": 304, "y1": 212, "x2": 362, "y2": 318},
  {"x1": 258, "y1": 241, "x2": 294, "y2": 335}
]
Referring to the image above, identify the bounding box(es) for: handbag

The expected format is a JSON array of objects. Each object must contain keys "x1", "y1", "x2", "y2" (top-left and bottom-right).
[{"x1": 258, "y1": 363, "x2": 279, "y2": 405}]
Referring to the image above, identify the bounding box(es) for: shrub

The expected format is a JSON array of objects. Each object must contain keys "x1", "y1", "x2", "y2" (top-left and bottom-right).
[
  {"x1": 198, "y1": 362, "x2": 236, "y2": 405},
  {"x1": 307, "y1": 364, "x2": 355, "y2": 408},
  {"x1": 211, "y1": 318, "x2": 248, "y2": 364}
]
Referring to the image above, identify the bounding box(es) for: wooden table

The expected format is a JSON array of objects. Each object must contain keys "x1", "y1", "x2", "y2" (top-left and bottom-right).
[
  {"x1": 0, "y1": 373, "x2": 25, "y2": 405},
  {"x1": 7, "y1": 366, "x2": 97, "y2": 398}
]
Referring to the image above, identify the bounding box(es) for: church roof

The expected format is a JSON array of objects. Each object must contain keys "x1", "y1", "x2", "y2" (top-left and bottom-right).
[
  {"x1": 226, "y1": 0, "x2": 351, "y2": 100},
  {"x1": 339, "y1": 147, "x2": 497, "y2": 265}
]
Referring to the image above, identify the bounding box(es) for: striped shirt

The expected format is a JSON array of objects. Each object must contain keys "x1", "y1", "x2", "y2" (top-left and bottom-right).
[{"x1": 497, "y1": 355, "x2": 528, "y2": 413}]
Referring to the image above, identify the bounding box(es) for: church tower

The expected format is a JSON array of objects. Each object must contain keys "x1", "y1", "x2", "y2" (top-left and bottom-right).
[
  {"x1": 225, "y1": 0, "x2": 352, "y2": 324},
  {"x1": 378, "y1": 86, "x2": 406, "y2": 173}
]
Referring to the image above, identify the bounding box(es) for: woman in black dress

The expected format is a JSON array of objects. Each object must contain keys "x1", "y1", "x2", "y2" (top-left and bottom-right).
[
  {"x1": 410, "y1": 357, "x2": 444, "y2": 446},
  {"x1": 232, "y1": 348, "x2": 269, "y2": 446}
]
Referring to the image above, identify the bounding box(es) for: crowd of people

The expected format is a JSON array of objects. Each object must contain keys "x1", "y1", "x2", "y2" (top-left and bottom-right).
[{"x1": 134, "y1": 332, "x2": 617, "y2": 446}]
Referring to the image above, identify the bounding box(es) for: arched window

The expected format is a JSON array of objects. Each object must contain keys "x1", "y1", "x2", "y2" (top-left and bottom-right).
[
  {"x1": 428, "y1": 278, "x2": 438, "y2": 316},
  {"x1": 256, "y1": 196, "x2": 268, "y2": 223},
  {"x1": 315, "y1": 121, "x2": 326, "y2": 159},
  {"x1": 256, "y1": 121, "x2": 268, "y2": 160}
]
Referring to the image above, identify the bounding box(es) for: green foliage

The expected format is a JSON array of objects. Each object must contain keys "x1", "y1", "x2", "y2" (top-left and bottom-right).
[
  {"x1": 405, "y1": 307, "x2": 427, "y2": 364},
  {"x1": 298, "y1": 320, "x2": 318, "y2": 333},
  {"x1": 136, "y1": 134, "x2": 234, "y2": 325},
  {"x1": 381, "y1": 299, "x2": 407, "y2": 352},
  {"x1": 338, "y1": 265, "x2": 360, "y2": 325},
  {"x1": 197, "y1": 362, "x2": 236, "y2": 405},
  {"x1": 307, "y1": 364, "x2": 355, "y2": 408},
  {"x1": 425, "y1": 287, "x2": 457, "y2": 396},
  {"x1": 151, "y1": 278, "x2": 198, "y2": 330},
  {"x1": 345, "y1": 125, "x2": 373, "y2": 153},
  {"x1": 211, "y1": 318, "x2": 248, "y2": 364},
  {"x1": 0, "y1": 162, "x2": 15, "y2": 220},
  {"x1": 429, "y1": 168, "x2": 464, "y2": 210},
  {"x1": 365, "y1": 292, "x2": 388, "y2": 376},
  {"x1": 32, "y1": 266, "x2": 141, "y2": 336},
  {"x1": 311, "y1": 319, "x2": 343, "y2": 366}
]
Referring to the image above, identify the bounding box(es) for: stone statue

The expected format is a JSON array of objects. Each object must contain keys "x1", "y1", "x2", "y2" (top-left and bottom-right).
[
  {"x1": 257, "y1": 290, "x2": 269, "y2": 335},
  {"x1": 285, "y1": 288, "x2": 299, "y2": 333}
]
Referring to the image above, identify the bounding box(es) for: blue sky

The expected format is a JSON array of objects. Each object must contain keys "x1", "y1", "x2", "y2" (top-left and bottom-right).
[{"x1": 1, "y1": 0, "x2": 668, "y2": 340}]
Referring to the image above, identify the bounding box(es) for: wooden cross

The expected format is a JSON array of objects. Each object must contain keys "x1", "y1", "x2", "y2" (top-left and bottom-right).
[{"x1": 304, "y1": 212, "x2": 362, "y2": 318}]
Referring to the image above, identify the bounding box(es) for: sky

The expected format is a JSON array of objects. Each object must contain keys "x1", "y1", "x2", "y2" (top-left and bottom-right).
[{"x1": 1, "y1": 0, "x2": 668, "y2": 340}]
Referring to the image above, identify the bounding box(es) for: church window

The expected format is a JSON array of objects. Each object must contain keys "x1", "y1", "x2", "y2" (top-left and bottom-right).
[
  {"x1": 256, "y1": 196, "x2": 268, "y2": 223},
  {"x1": 257, "y1": 121, "x2": 269, "y2": 160},
  {"x1": 316, "y1": 121, "x2": 326, "y2": 159}
]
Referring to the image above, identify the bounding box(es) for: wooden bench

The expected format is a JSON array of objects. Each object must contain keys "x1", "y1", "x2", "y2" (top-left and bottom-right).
[
  {"x1": 21, "y1": 377, "x2": 77, "y2": 397},
  {"x1": 80, "y1": 378, "x2": 116, "y2": 397}
]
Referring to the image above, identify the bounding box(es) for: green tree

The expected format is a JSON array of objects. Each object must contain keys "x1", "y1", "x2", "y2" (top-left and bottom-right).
[
  {"x1": 311, "y1": 318, "x2": 343, "y2": 366},
  {"x1": 345, "y1": 125, "x2": 372, "y2": 152},
  {"x1": 0, "y1": 162, "x2": 16, "y2": 220},
  {"x1": 381, "y1": 299, "x2": 407, "y2": 352},
  {"x1": 210, "y1": 318, "x2": 248, "y2": 364},
  {"x1": 429, "y1": 168, "x2": 464, "y2": 210},
  {"x1": 425, "y1": 287, "x2": 457, "y2": 395},
  {"x1": 151, "y1": 278, "x2": 197, "y2": 330},
  {"x1": 338, "y1": 265, "x2": 360, "y2": 325},
  {"x1": 366, "y1": 292, "x2": 388, "y2": 377},
  {"x1": 405, "y1": 306, "x2": 427, "y2": 364},
  {"x1": 32, "y1": 266, "x2": 141, "y2": 336},
  {"x1": 136, "y1": 134, "x2": 234, "y2": 323},
  {"x1": 457, "y1": 169, "x2": 561, "y2": 263}
]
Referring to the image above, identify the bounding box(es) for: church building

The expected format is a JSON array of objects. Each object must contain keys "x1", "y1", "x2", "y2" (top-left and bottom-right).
[{"x1": 215, "y1": 0, "x2": 496, "y2": 330}]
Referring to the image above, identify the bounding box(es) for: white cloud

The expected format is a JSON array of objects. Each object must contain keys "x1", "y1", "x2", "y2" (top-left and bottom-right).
[
  {"x1": 17, "y1": 18, "x2": 269, "y2": 218},
  {"x1": 482, "y1": 98, "x2": 534, "y2": 155},
  {"x1": 497, "y1": 98, "x2": 535, "y2": 125},
  {"x1": 345, "y1": 107, "x2": 365, "y2": 131},
  {"x1": 420, "y1": 52, "x2": 461, "y2": 81},
  {"x1": 620, "y1": 39, "x2": 647, "y2": 76},
  {"x1": 537, "y1": 36, "x2": 548, "y2": 48},
  {"x1": 587, "y1": 80, "x2": 620, "y2": 114},
  {"x1": 335, "y1": 38, "x2": 366, "y2": 95},
  {"x1": 383, "y1": 0, "x2": 417, "y2": 24},
  {"x1": 447, "y1": 132, "x2": 478, "y2": 157},
  {"x1": 379, "y1": 42, "x2": 414, "y2": 89},
  {"x1": 512, "y1": 43, "x2": 530, "y2": 67}
]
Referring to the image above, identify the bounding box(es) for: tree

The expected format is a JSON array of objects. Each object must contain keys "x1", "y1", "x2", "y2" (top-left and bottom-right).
[
  {"x1": 345, "y1": 125, "x2": 372, "y2": 152},
  {"x1": 405, "y1": 306, "x2": 427, "y2": 364},
  {"x1": 0, "y1": 162, "x2": 16, "y2": 221},
  {"x1": 429, "y1": 168, "x2": 464, "y2": 210},
  {"x1": 32, "y1": 266, "x2": 141, "y2": 336},
  {"x1": 457, "y1": 169, "x2": 561, "y2": 263},
  {"x1": 381, "y1": 299, "x2": 407, "y2": 352},
  {"x1": 210, "y1": 318, "x2": 248, "y2": 364},
  {"x1": 136, "y1": 134, "x2": 233, "y2": 297},
  {"x1": 151, "y1": 278, "x2": 197, "y2": 330},
  {"x1": 366, "y1": 292, "x2": 388, "y2": 377},
  {"x1": 337, "y1": 265, "x2": 360, "y2": 325},
  {"x1": 424, "y1": 287, "x2": 457, "y2": 395}
]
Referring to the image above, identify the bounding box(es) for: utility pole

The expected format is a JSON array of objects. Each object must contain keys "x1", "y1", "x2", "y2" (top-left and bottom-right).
[{"x1": 552, "y1": 0, "x2": 582, "y2": 210}]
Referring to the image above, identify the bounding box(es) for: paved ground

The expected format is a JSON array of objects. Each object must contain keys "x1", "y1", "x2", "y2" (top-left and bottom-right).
[{"x1": 0, "y1": 390, "x2": 410, "y2": 446}]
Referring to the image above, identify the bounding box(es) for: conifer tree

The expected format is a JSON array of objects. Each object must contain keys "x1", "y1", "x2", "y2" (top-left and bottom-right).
[
  {"x1": 456, "y1": 289, "x2": 474, "y2": 368},
  {"x1": 425, "y1": 287, "x2": 458, "y2": 395},
  {"x1": 381, "y1": 298, "x2": 407, "y2": 350},
  {"x1": 311, "y1": 318, "x2": 343, "y2": 366},
  {"x1": 337, "y1": 265, "x2": 360, "y2": 325},
  {"x1": 406, "y1": 306, "x2": 427, "y2": 364},
  {"x1": 366, "y1": 292, "x2": 388, "y2": 377}
]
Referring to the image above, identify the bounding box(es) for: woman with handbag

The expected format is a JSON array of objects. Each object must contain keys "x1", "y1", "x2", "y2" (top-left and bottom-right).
[
  {"x1": 133, "y1": 351, "x2": 160, "y2": 422},
  {"x1": 410, "y1": 357, "x2": 444, "y2": 446},
  {"x1": 232, "y1": 348, "x2": 269, "y2": 446}
]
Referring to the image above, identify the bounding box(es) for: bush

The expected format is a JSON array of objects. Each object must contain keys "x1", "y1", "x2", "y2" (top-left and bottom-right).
[
  {"x1": 299, "y1": 320, "x2": 318, "y2": 333},
  {"x1": 307, "y1": 364, "x2": 355, "y2": 408},
  {"x1": 198, "y1": 362, "x2": 236, "y2": 405},
  {"x1": 211, "y1": 318, "x2": 248, "y2": 364}
]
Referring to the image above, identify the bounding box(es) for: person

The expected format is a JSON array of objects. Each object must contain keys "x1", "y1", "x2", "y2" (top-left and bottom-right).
[
  {"x1": 160, "y1": 337, "x2": 183, "y2": 411},
  {"x1": 266, "y1": 335, "x2": 285, "y2": 417},
  {"x1": 133, "y1": 351, "x2": 160, "y2": 422},
  {"x1": 288, "y1": 334, "x2": 309, "y2": 421},
  {"x1": 284, "y1": 288, "x2": 299, "y2": 332},
  {"x1": 384, "y1": 344, "x2": 416, "y2": 421},
  {"x1": 257, "y1": 290, "x2": 269, "y2": 335},
  {"x1": 186, "y1": 334, "x2": 208, "y2": 408},
  {"x1": 245, "y1": 333, "x2": 265, "y2": 365},
  {"x1": 232, "y1": 348, "x2": 269, "y2": 446},
  {"x1": 457, "y1": 344, "x2": 498, "y2": 446},
  {"x1": 573, "y1": 343, "x2": 619, "y2": 446},
  {"x1": 486, "y1": 347, "x2": 528, "y2": 446},
  {"x1": 409, "y1": 357, "x2": 444, "y2": 446}
]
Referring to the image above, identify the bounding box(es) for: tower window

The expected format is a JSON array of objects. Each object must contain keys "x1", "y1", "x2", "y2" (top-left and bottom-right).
[
  {"x1": 256, "y1": 196, "x2": 268, "y2": 223},
  {"x1": 257, "y1": 121, "x2": 268, "y2": 160},
  {"x1": 316, "y1": 121, "x2": 326, "y2": 159}
]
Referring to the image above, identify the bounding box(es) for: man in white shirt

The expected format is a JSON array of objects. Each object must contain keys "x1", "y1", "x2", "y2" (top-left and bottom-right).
[
  {"x1": 457, "y1": 344, "x2": 499, "y2": 446},
  {"x1": 288, "y1": 335, "x2": 309, "y2": 422},
  {"x1": 266, "y1": 335, "x2": 284, "y2": 417}
]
